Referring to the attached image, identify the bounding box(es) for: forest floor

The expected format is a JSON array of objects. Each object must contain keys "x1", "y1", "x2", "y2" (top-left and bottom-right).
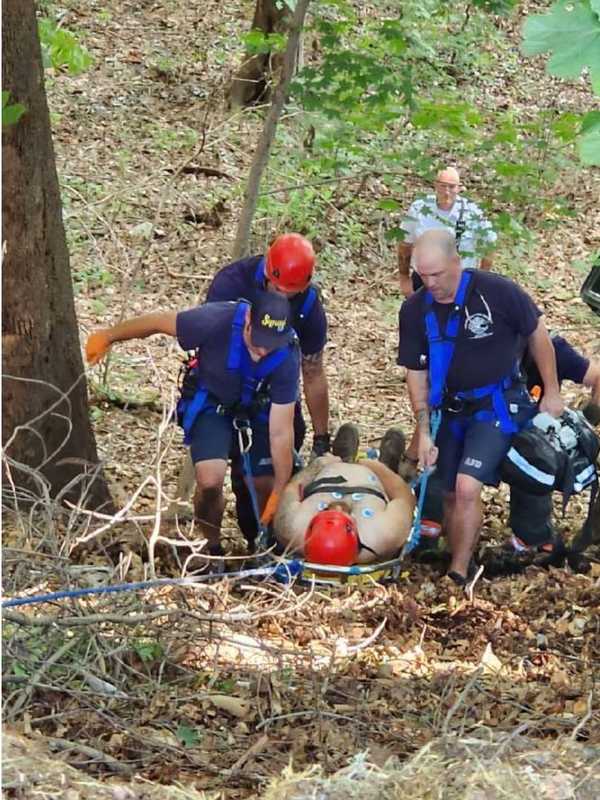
[{"x1": 3, "y1": 1, "x2": 600, "y2": 798}]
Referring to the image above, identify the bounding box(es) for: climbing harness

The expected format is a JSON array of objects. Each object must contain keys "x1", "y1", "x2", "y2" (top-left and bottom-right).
[{"x1": 176, "y1": 300, "x2": 292, "y2": 443}]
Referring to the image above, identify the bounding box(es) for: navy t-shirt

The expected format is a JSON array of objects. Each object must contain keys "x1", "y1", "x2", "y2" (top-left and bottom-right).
[
  {"x1": 398, "y1": 271, "x2": 541, "y2": 394},
  {"x1": 206, "y1": 255, "x2": 327, "y2": 357},
  {"x1": 522, "y1": 334, "x2": 589, "y2": 392},
  {"x1": 176, "y1": 301, "x2": 300, "y2": 406}
]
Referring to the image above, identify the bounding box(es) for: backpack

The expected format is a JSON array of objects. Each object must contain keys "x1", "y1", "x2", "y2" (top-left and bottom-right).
[{"x1": 502, "y1": 409, "x2": 599, "y2": 551}]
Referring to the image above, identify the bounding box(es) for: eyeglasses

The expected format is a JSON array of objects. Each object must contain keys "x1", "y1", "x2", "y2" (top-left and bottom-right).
[{"x1": 435, "y1": 181, "x2": 460, "y2": 190}]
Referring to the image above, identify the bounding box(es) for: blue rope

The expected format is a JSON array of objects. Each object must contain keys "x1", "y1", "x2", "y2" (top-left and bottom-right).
[
  {"x1": 240, "y1": 446, "x2": 270, "y2": 550},
  {"x1": 1, "y1": 565, "x2": 281, "y2": 610},
  {"x1": 402, "y1": 409, "x2": 442, "y2": 556}
]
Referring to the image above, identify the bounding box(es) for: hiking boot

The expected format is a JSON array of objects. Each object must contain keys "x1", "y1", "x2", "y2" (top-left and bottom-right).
[
  {"x1": 379, "y1": 427, "x2": 406, "y2": 473},
  {"x1": 331, "y1": 423, "x2": 360, "y2": 463}
]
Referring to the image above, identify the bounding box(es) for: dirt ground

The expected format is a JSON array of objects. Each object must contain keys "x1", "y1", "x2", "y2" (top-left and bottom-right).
[{"x1": 2, "y1": 1, "x2": 600, "y2": 798}]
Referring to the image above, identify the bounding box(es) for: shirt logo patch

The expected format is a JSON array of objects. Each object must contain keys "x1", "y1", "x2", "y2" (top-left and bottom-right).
[{"x1": 465, "y1": 312, "x2": 493, "y2": 339}]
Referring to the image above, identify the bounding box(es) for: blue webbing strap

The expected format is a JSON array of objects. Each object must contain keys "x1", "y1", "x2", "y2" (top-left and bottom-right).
[
  {"x1": 240, "y1": 346, "x2": 290, "y2": 408},
  {"x1": 455, "y1": 374, "x2": 518, "y2": 435},
  {"x1": 298, "y1": 287, "x2": 317, "y2": 321},
  {"x1": 402, "y1": 408, "x2": 442, "y2": 556},
  {"x1": 182, "y1": 388, "x2": 209, "y2": 444},
  {"x1": 227, "y1": 300, "x2": 251, "y2": 370},
  {"x1": 425, "y1": 269, "x2": 473, "y2": 409}
]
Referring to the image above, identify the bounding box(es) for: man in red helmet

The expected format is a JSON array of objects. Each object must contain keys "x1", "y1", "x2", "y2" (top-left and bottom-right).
[
  {"x1": 205, "y1": 233, "x2": 330, "y2": 551},
  {"x1": 273, "y1": 425, "x2": 415, "y2": 564}
]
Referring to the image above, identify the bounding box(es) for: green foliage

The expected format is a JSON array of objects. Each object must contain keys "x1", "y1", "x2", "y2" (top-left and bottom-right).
[
  {"x1": 522, "y1": 0, "x2": 600, "y2": 92},
  {"x1": 242, "y1": 29, "x2": 287, "y2": 54},
  {"x1": 2, "y1": 91, "x2": 26, "y2": 128},
  {"x1": 522, "y1": 0, "x2": 600, "y2": 164},
  {"x1": 580, "y1": 111, "x2": 600, "y2": 165},
  {"x1": 176, "y1": 724, "x2": 200, "y2": 748},
  {"x1": 133, "y1": 638, "x2": 164, "y2": 663},
  {"x1": 38, "y1": 18, "x2": 93, "y2": 75},
  {"x1": 250, "y1": 0, "x2": 589, "y2": 265}
]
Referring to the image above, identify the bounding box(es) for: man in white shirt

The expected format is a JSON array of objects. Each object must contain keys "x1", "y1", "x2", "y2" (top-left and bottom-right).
[{"x1": 398, "y1": 167, "x2": 497, "y2": 298}]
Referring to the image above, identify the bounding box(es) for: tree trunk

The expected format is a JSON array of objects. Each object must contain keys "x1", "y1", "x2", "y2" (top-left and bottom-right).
[
  {"x1": 228, "y1": 0, "x2": 301, "y2": 108},
  {"x1": 2, "y1": 0, "x2": 112, "y2": 510}
]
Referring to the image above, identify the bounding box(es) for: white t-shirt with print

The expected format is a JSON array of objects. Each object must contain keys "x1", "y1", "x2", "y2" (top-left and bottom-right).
[{"x1": 400, "y1": 194, "x2": 497, "y2": 269}]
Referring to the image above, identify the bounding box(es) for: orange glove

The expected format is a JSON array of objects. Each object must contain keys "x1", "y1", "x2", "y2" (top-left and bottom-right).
[
  {"x1": 260, "y1": 491, "x2": 280, "y2": 526},
  {"x1": 85, "y1": 331, "x2": 112, "y2": 365}
]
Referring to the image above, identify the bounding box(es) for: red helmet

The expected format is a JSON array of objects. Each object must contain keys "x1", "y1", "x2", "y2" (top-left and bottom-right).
[
  {"x1": 266, "y1": 234, "x2": 315, "y2": 293},
  {"x1": 304, "y1": 509, "x2": 359, "y2": 566}
]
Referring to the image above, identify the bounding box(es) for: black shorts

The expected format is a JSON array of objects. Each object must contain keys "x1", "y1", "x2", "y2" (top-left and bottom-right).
[
  {"x1": 189, "y1": 409, "x2": 273, "y2": 476},
  {"x1": 435, "y1": 385, "x2": 535, "y2": 492}
]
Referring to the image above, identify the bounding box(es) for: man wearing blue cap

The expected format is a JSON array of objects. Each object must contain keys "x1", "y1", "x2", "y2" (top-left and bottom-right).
[{"x1": 86, "y1": 293, "x2": 300, "y2": 557}]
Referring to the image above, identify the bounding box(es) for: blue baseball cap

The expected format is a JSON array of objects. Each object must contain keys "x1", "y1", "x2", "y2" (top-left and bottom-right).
[{"x1": 250, "y1": 293, "x2": 293, "y2": 350}]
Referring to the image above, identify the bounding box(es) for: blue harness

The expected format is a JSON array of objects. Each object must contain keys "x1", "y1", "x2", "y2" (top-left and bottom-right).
[
  {"x1": 254, "y1": 257, "x2": 317, "y2": 325},
  {"x1": 425, "y1": 269, "x2": 518, "y2": 435},
  {"x1": 179, "y1": 301, "x2": 292, "y2": 444}
]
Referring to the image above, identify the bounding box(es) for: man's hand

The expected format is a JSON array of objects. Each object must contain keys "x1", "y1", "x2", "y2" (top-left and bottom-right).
[
  {"x1": 417, "y1": 431, "x2": 438, "y2": 470},
  {"x1": 311, "y1": 432, "x2": 331, "y2": 458},
  {"x1": 86, "y1": 331, "x2": 112, "y2": 364},
  {"x1": 260, "y1": 491, "x2": 280, "y2": 526},
  {"x1": 539, "y1": 390, "x2": 565, "y2": 418},
  {"x1": 400, "y1": 273, "x2": 413, "y2": 299}
]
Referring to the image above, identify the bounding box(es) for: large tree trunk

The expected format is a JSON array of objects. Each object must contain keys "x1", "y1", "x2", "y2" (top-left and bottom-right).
[
  {"x1": 2, "y1": 0, "x2": 112, "y2": 510},
  {"x1": 228, "y1": 0, "x2": 301, "y2": 108}
]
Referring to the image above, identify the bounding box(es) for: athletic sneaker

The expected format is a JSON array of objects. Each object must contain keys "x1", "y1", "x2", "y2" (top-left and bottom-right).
[
  {"x1": 379, "y1": 427, "x2": 406, "y2": 473},
  {"x1": 331, "y1": 423, "x2": 360, "y2": 463},
  {"x1": 510, "y1": 534, "x2": 557, "y2": 554}
]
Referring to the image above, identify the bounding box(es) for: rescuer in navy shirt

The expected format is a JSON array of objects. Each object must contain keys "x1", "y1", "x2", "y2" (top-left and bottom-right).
[
  {"x1": 509, "y1": 335, "x2": 600, "y2": 550},
  {"x1": 205, "y1": 233, "x2": 329, "y2": 550},
  {"x1": 398, "y1": 230, "x2": 564, "y2": 584},
  {"x1": 86, "y1": 294, "x2": 300, "y2": 560}
]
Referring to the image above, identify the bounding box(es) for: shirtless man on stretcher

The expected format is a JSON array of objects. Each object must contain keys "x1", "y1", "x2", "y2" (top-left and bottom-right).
[{"x1": 273, "y1": 424, "x2": 415, "y2": 564}]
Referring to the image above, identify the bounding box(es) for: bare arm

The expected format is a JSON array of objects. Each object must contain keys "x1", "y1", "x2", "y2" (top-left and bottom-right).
[
  {"x1": 527, "y1": 319, "x2": 564, "y2": 417},
  {"x1": 302, "y1": 352, "x2": 329, "y2": 436},
  {"x1": 86, "y1": 312, "x2": 178, "y2": 363},
  {"x1": 406, "y1": 369, "x2": 438, "y2": 468},
  {"x1": 398, "y1": 242, "x2": 414, "y2": 297},
  {"x1": 105, "y1": 312, "x2": 177, "y2": 343},
  {"x1": 583, "y1": 361, "x2": 600, "y2": 405},
  {"x1": 268, "y1": 402, "x2": 296, "y2": 496}
]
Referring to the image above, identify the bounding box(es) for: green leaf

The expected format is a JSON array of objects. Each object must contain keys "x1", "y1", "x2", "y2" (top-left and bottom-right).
[
  {"x1": 579, "y1": 118, "x2": 600, "y2": 165},
  {"x1": 377, "y1": 198, "x2": 401, "y2": 212},
  {"x1": 581, "y1": 110, "x2": 600, "y2": 133},
  {"x1": 133, "y1": 639, "x2": 163, "y2": 662},
  {"x1": 2, "y1": 91, "x2": 26, "y2": 127},
  {"x1": 242, "y1": 29, "x2": 287, "y2": 55},
  {"x1": 38, "y1": 18, "x2": 93, "y2": 75},
  {"x1": 176, "y1": 724, "x2": 200, "y2": 748},
  {"x1": 522, "y1": 1, "x2": 600, "y2": 94},
  {"x1": 551, "y1": 111, "x2": 581, "y2": 142}
]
